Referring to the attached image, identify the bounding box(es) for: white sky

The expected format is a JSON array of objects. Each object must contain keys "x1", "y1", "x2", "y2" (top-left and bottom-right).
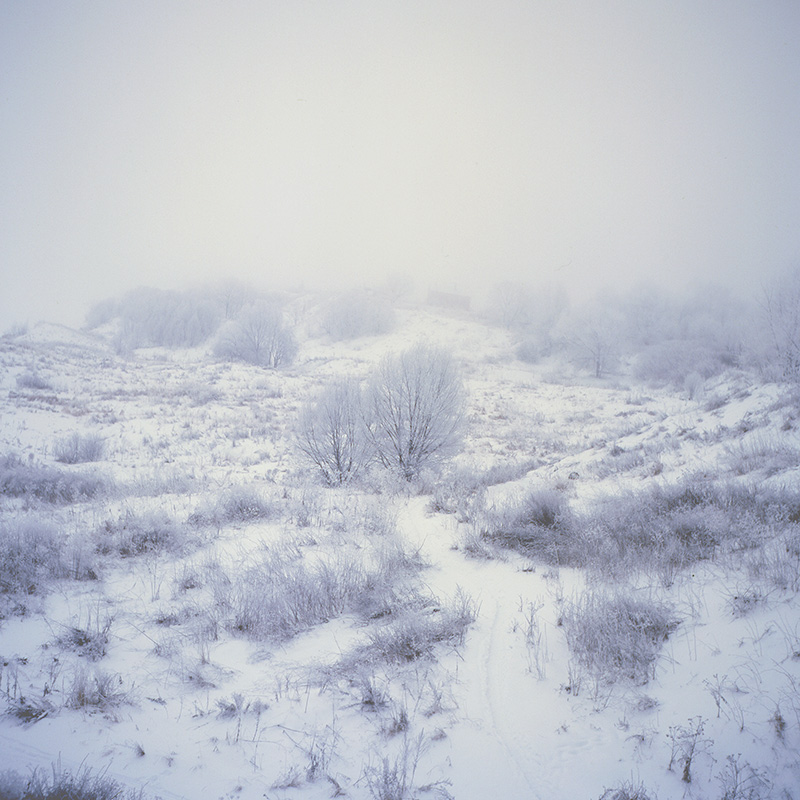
[{"x1": 2, "y1": 1, "x2": 800, "y2": 328}]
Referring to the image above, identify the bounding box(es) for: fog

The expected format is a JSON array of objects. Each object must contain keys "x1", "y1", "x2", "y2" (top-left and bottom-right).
[{"x1": 2, "y1": 1, "x2": 800, "y2": 329}]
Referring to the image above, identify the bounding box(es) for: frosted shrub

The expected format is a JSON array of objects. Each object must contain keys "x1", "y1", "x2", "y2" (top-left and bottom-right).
[
  {"x1": 365, "y1": 345, "x2": 465, "y2": 481},
  {"x1": 297, "y1": 379, "x2": 372, "y2": 485},
  {"x1": 363, "y1": 589, "x2": 477, "y2": 664},
  {"x1": 15, "y1": 372, "x2": 52, "y2": 390},
  {"x1": 214, "y1": 526, "x2": 429, "y2": 641},
  {"x1": 598, "y1": 781, "x2": 656, "y2": 800},
  {"x1": 65, "y1": 667, "x2": 130, "y2": 711},
  {"x1": 213, "y1": 301, "x2": 297, "y2": 368},
  {"x1": 364, "y1": 733, "x2": 426, "y2": 800},
  {"x1": 53, "y1": 432, "x2": 105, "y2": 464},
  {"x1": 96, "y1": 511, "x2": 188, "y2": 557},
  {"x1": 221, "y1": 547, "x2": 371, "y2": 640},
  {"x1": 0, "y1": 455, "x2": 107, "y2": 504},
  {"x1": 0, "y1": 763, "x2": 149, "y2": 800},
  {"x1": 0, "y1": 519, "x2": 67, "y2": 607},
  {"x1": 562, "y1": 590, "x2": 678, "y2": 689},
  {"x1": 485, "y1": 488, "x2": 579, "y2": 563},
  {"x1": 189, "y1": 485, "x2": 275, "y2": 527}
]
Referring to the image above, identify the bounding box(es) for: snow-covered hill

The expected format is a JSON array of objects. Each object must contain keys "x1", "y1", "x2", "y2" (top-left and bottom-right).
[{"x1": 1, "y1": 306, "x2": 798, "y2": 799}]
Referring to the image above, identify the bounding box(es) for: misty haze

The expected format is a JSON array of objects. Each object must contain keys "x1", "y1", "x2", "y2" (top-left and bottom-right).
[{"x1": 2, "y1": 2, "x2": 800, "y2": 799}]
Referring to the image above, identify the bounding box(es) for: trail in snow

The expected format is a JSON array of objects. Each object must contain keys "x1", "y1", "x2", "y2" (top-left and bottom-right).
[{"x1": 398, "y1": 499, "x2": 561, "y2": 800}]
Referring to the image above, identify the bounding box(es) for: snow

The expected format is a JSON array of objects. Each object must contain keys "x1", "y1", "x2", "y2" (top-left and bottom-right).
[{"x1": 1, "y1": 306, "x2": 799, "y2": 799}]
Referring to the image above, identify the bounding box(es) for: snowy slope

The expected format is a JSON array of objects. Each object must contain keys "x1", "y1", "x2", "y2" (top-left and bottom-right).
[{"x1": 1, "y1": 306, "x2": 798, "y2": 799}]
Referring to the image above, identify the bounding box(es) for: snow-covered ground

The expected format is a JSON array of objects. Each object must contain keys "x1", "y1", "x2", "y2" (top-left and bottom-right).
[{"x1": 1, "y1": 307, "x2": 798, "y2": 799}]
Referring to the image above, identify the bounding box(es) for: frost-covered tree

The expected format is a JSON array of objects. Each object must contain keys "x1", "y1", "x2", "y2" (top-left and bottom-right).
[
  {"x1": 761, "y1": 267, "x2": 800, "y2": 381},
  {"x1": 214, "y1": 302, "x2": 297, "y2": 368},
  {"x1": 364, "y1": 345, "x2": 465, "y2": 480},
  {"x1": 296, "y1": 379, "x2": 371, "y2": 485},
  {"x1": 563, "y1": 298, "x2": 624, "y2": 379}
]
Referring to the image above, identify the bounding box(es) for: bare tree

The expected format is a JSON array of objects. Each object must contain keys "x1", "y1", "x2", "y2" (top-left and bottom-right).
[
  {"x1": 296, "y1": 379, "x2": 371, "y2": 485},
  {"x1": 364, "y1": 345, "x2": 465, "y2": 480},
  {"x1": 214, "y1": 302, "x2": 297, "y2": 368}
]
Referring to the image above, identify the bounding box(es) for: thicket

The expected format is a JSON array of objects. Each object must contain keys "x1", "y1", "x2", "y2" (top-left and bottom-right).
[
  {"x1": 484, "y1": 277, "x2": 800, "y2": 386},
  {"x1": 85, "y1": 284, "x2": 299, "y2": 365},
  {"x1": 90, "y1": 287, "x2": 222, "y2": 352},
  {"x1": 484, "y1": 478, "x2": 799, "y2": 582}
]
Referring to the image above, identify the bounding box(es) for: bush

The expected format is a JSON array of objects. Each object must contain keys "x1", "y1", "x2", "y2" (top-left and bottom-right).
[
  {"x1": 95, "y1": 511, "x2": 187, "y2": 557},
  {"x1": 485, "y1": 478, "x2": 781, "y2": 581},
  {"x1": 0, "y1": 519, "x2": 67, "y2": 601},
  {"x1": 188, "y1": 486, "x2": 275, "y2": 527},
  {"x1": 724, "y1": 432, "x2": 800, "y2": 477},
  {"x1": 56, "y1": 610, "x2": 114, "y2": 661},
  {"x1": 598, "y1": 781, "x2": 656, "y2": 800},
  {"x1": 366, "y1": 602, "x2": 475, "y2": 664},
  {"x1": 364, "y1": 733, "x2": 427, "y2": 800},
  {"x1": 485, "y1": 488, "x2": 580, "y2": 564},
  {"x1": 213, "y1": 302, "x2": 297, "y2": 368},
  {"x1": 0, "y1": 455, "x2": 107, "y2": 504},
  {"x1": 0, "y1": 762, "x2": 147, "y2": 800},
  {"x1": 214, "y1": 530, "x2": 427, "y2": 642},
  {"x1": 65, "y1": 667, "x2": 131, "y2": 711},
  {"x1": 562, "y1": 590, "x2": 678, "y2": 688},
  {"x1": 220, "y1": 547, "x2": 372, "y2": 641},
  {"x1": 429, "y1": 460, "x2": 538, "y2": 520},
  {"x1": 53, "y1": 432, "x2": 105, "y2": 464},
  {"x1": 15, "y1": 372, "x2": 52, "y2": 391}
]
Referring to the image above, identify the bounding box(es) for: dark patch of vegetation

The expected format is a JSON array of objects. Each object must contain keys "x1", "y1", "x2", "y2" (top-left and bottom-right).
[
  {"x1": 95, "y1": 511, "x2": 188, "y2": 557},
  {"x1": 15, "y1": 372, "x2": 52, "y2": 391}
]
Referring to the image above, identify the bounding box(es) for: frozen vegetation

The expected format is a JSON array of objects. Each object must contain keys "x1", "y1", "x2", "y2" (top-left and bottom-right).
[{"x1": 1, "y1": 281, "x2": 799, "y2": 799}]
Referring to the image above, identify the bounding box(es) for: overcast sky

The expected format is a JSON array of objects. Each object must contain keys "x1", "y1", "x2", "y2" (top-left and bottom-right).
[{"x1": 2, "y1": 1, "x2": 799, "y2": 328}]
